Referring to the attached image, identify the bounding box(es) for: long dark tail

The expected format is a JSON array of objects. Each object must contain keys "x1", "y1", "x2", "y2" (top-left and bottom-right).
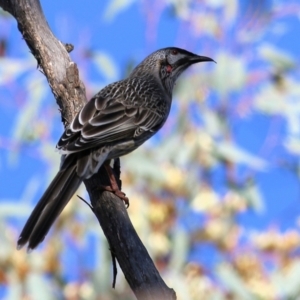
[{"x1": 17, "y1": 162, "x2": 82, "y2": 251}]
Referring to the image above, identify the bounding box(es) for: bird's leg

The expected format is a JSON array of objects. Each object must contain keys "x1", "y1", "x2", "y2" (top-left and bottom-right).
[{"x1": 100, "y1": 161, "x2": 129, "y2": 207}]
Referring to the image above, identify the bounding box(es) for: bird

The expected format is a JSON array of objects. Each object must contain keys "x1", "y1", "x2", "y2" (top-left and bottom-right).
[{"x1": 17, "y1": 47, "x2": 214, "y2": 251}]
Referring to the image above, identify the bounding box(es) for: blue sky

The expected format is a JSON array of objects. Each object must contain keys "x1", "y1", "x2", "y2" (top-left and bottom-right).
[
  {"x1": 1, "y1": 0, "x2": 300, "y2": 237},
  {"x1": 4, "y1": 3, "x2": 300, "y2": 299}
]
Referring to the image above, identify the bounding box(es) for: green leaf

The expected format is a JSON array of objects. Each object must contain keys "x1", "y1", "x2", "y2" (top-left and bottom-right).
[
  {"x1": 0, "y1": 57, "x2": 34, "y2": 85},
  {"x1": 259, "y1": 44, "x2": 295, "y2": 72},
  {"x1": 92, "y1": 51, "x2": 119, "y2": 81},
  {"x1": 9, "y1": 75, "x2": 48, "y2": 165},
  {"x1": 26, "y1": 273, "x2": 54, "y2": 300},
  {"x1": 11, "y1": 75, "x2": 48, "y2": 142},
  {"x1": 212, "y1": 51, "x2": 247, "y2": 97},
  {"x1": 271, "y1": 261, "x2": 300, "y2": 298},
  {"x1": 285, "y1": 136, "x2": 300, "y2": 155},
  {"x1": 202, "y1": 108, "x2": 224, "y2": 137},
  {"x1": 240, "y1": 179, "x2": 265, "y2": 213},
  {"x1": 169, "y1": 227, "x2": 189, "y2": 271},
  {"x1": 103, "y1": 0, "x2": 137, "y2": 21},
  {"x1": 253, "y1": 83, "x2": 286, "y2": 115},
  {"x1": 216, "y1": 263, "x2": 253, "y2": 300},
  {"x1": 0, "y1": 202, "x2": 33, "y2": 217},
  {"x1": 214, "y1": 141, "x2": 268, "y2": 171},
  {"x1": 167, "y1": 0, "x2": 191, "y2": 20}
]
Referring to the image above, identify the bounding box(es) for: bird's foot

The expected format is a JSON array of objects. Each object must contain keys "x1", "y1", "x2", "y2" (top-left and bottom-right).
[
  {"x1": 99, "y1": 185, "x2": 129, "y2": 208},
  {"x1": 98, "y1": 162, "x2": 130, "y2": 208}
]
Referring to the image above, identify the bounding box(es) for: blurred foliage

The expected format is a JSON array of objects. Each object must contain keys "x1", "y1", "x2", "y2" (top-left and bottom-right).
[{"x1": 1, "y1": 0, "x2": 300, "y2": 299}]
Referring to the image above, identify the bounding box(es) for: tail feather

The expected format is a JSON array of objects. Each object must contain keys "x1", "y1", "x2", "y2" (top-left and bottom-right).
[{"x1": 17, "y1": 164, "x2": 82, "y2": 250}]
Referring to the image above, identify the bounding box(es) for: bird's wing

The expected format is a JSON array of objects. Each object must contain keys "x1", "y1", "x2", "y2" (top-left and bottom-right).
[{"x1": 57, "y1": 94, "x2": 165, "y2": 154}]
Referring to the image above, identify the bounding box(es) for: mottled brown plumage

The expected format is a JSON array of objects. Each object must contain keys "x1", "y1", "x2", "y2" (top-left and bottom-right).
[{"x1": 17, "y1": 47, "x2": 214, "y2": 251}]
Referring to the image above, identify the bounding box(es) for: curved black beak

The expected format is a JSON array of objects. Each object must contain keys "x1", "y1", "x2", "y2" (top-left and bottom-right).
[
  {"x1": 175, "y1": 54, "x2": 216, "y2": 69},
  {"x1": 189, "y1": 55, "x2": 216, "y2": 64},
  {"x1": 171, "y1": 50, "x2": 216, "y2": 76}
]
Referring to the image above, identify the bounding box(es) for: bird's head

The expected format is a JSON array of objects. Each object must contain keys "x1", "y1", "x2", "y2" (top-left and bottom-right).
[{"x1": 130, "y1": 47, "x2": 215, "y2": 95}]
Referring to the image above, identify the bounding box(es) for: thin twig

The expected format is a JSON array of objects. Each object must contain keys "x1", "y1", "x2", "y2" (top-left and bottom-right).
[
  {"x1": 110, "y1": 247, "x2": 118, "y2": 288},
  {"x1": 77, "y1": 195, "x2": 94, "y2": 212}
]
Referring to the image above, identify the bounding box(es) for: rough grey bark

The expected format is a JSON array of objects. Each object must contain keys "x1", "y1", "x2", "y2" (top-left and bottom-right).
[{"x1": 0, "y1": 0, "x2": 176, "y2": 299}]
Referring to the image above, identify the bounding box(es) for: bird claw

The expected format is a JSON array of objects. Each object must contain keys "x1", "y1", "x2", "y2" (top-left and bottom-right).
[
  {"x1": 97, "y1": 185, "x2": 130, "y2": 208},
  {"x1": 100, "y1": 162, "x2": 130, "y2": 208},
  {"x1": 112, "y1": 189, "x2": 130, "y2": 208}
]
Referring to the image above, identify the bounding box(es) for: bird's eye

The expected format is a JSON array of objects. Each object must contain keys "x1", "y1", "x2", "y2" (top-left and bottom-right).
[{"x1": 172, "y1": 49, "x2": 178, "y2": 55}]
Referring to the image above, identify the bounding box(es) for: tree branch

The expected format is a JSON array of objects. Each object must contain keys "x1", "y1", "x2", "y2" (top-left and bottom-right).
[
  {"x1": 0, "y1": 0, "x2": 176, "y2": 299},
  {"x1": 1, "y1": 0, "x2": 86, "y2": 124},
  {"x1": 86, "y1": 166, "x2": 176, "y2": 299}
]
